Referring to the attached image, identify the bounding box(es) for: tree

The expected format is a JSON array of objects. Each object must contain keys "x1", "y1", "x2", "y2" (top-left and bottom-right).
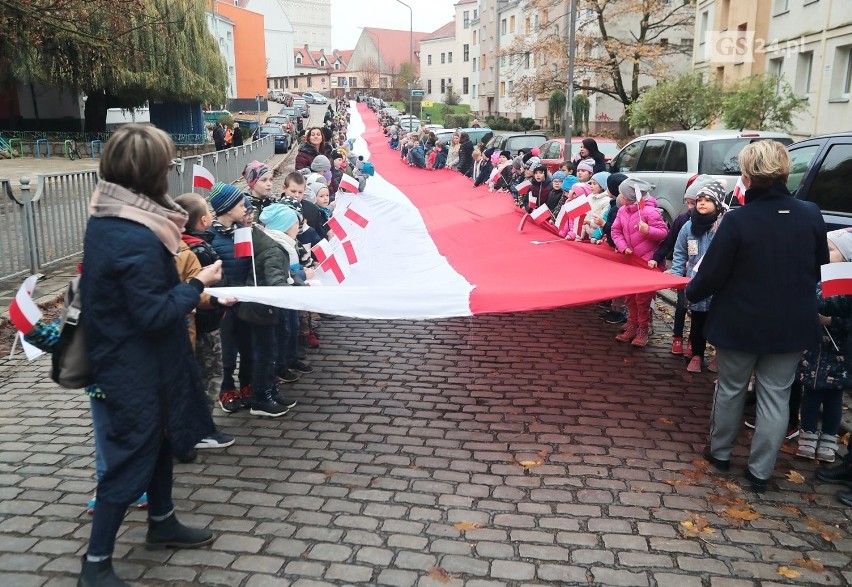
[
  {"x1": 628, "y1": 72, "x2": 724, "y2": 132},
  {"x1": 361, "y1": 58, "x2": 380, "y2": 89},
  {"x1": 0, "y1": 0, "x2": 227, "y2": 131},
  {"x1": 572, "y1": 93, "x2": 590, "y2": 135},
  {"x1": 548, "y1": 89, "x2": 566, "y2": 131},
  {"x1": 722, "y1": 75, "x2": 805, "y2": 131},
  {"x1": 502, "y1": 0, "x2": 696, "y2": 110}
]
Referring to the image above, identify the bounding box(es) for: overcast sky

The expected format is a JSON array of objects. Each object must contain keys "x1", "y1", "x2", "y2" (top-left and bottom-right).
[{"x1": 330, "y1": 0, "x2": 460, "y2": 49}]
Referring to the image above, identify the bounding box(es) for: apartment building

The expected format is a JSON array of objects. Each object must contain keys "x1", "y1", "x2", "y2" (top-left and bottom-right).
[
  {"x1": 420, "y1": 0, "x2": 476, "y2": 105},
  {"x1": 241, "y1": 0, "x2": 296, "y2": 83},
  {"x1": 346, "y1": 28, "x2": 430, "y2": 95},
  {"x1": 764, "y1": 0, "x2": 852, "y2": 139},
  {"x1": 693, "y1": 0, "x2": 771, "y2": 83}
]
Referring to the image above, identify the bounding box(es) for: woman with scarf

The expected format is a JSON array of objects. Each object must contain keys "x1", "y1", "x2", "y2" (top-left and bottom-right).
[
  {"x1": 667, "y1": 180, "x2": 727, "y2": 373},
  {"x1": 78, "y1": 125, "x2": 223, "y2": 586}
]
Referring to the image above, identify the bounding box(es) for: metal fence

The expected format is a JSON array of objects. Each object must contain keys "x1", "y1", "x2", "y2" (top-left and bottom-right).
[{"x1": 0, "y1": 137, "x2": 273, "y2": 282}]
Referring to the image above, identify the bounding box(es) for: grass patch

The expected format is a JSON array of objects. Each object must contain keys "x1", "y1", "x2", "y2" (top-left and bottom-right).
[{"x1": 388, "y1": 101, "x2": 471, "y2": 126}]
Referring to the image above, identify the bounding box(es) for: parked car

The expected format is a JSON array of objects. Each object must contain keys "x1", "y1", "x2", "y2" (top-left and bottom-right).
[
  {"x1": 292, "y1": 98, "x2": 309, "y2": 118},
  {"x1": 303, "y1": 92, "x2": 328, "y2": 104},
  {"x1": 423, "y1": 124, "x2": 445, "y2": 132},
  {"x1": 607, "y1": 130, "x2": 793, "y2": 222},
  {"x1": 253, "y1": 123, "x2": 291, "y2": 153},
  {"x1": 538, "y1": 137, "x2": 621, "y2": 173},
  {"x1": 771, "y1": 133, "x2": 852, "y2": 230},
  {"x1": 265, "y1": 114, "x2": 297, "y2": 142},
  {"x1": 398, "y1": 119, "x2": 421, "y2": 133},
  {"x1": 486, "y1": 132, "x2": 549, "y2": 156}
]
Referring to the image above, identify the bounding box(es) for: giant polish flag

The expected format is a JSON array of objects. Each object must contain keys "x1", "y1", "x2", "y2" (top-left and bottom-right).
[{"x1": 207, "y1": 102, "x2": 689, "y2": 319}]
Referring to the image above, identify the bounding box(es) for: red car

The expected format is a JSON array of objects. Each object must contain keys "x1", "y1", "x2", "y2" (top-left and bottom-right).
[{"x1": 538, "y1": 137, "x2": 621, "y2": 174}]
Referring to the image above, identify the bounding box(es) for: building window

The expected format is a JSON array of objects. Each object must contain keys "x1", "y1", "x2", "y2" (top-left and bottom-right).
[
  {"x1": 795, "y1": 50, "x2": 813, "y2": 96},
  {"x1": 338, "y1": 76, "x2": 346, "y2": 86},
  {"x1": 440, "y1": 79, "x2": 446, "y2": 93},
  {"x1": 320, "y1": 60, "x2": 325, "y2": 66},
  {"x1": 441, "y1": 53, "x2": 445, "y2": 64},
  {"x1": 428, "y1": 79, "x2": 432, "y2": 93},
  {"x1": 463, "y1": 11, "x2": 469, "y2": 28},
  {"x1": 500, "y1": 56, "x2": 506, "y2": 67},
  {"x1": 463, "y1": 77, "x2": 469, "y2": 94},
  {"x1": 226, "y1": 31, "x2": 232, "y2": 40},
  {"x1": 481, "y1": 54, "x2": 486, "y2": 69},
  {"x1": 525, "y1": 16, "x2": 530, "y2": 34},
  {"x1": 296, "y1": 55, "x2": 302, "y2": 64},
  {"x1": 448, "y1": 52, "x2": 453, "y2": 63},
  {"x1": 699, "y1": 10, "x2": 709, "y2": 45},
  {"x1": 473, "y1": 9, "x2": 477, "y2": 19},
  {"x1": 349, "y1": 76, "x2": 357, "y2": 87},
  {"x1": 499, "y1": 81, "x2": 505, "y2": 97},
  {"x1": 473, "y1": 30, "x2": 477, "y2": 44},
  {"x1": 464, "y1": 44, "x2": 470, "y2": 62},
  {"x1": 473, "y1": 57, "x2": 477, "y2": 71},
  {"x1": 769, "y1": 57, "x2": 784, "y2": 93},
  {"x1": 773, "y1": 0, "x2": 790, "y2": 15},
  {"x1": 428, "y1": 54, "x2": 432, "y2": 65},
  {"x1": 508, "y1": 80, "x2": 513, "y2": 94},
  {"x1": 534, "y1": 15, "x2": 539, "y2": 29},
  {"x1": 294, "y1": 78, "x2": 299, "y2": 88},
  {"x1": 510, "y1": 15, "x2": 515, "y2": 32},
  {"x1": 501, "y1": 18, "x2": 507, "y2": 35},
  {"x1": 472, "y1": 84, "x2": 476, "y2": 98},
  {"x1": 307, "y1": 76, "x2": 312, "y2": 88},
  {"x1": 525, "y1": 53, "x2": 530, "y2": 68}
]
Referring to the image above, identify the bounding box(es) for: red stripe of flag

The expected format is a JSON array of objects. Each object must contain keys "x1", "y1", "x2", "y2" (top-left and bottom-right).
[
  {"x1": 530, "y1": 205, "x2": 552, "y2": 225},
  {"x1": 313, "y1": 238, "x2": 332, "y2": 264},
  {"x1": 233, "y1": 227, "x2": 254, "y2": 258},
  {"x1": 8, "y1": 275, "x2": 41, "y2": 335},
  {"x1": 516, "y1": 180, "x2": 532, "y2": 195},
  {"x1": 821, "y1": 262, "x2": 852, "y2": 297},
  {"x1": 343, "y1": 206, "x2": 369, "y2": 228},
  {"x1": 339, "y1": 174, "x2": 359, "y2": 193},
  {"x1": 342, "y1": 239, "x2": 358, "y2": 264},
  {"x1": 192, "y1": 165, "x2": 215, "y2": 190},
  {"x1": 326, "y1": 216, "x2": 348, "y2": 240},
  {"x1": 320, "y1": 254, "x2": 346, "y2": 283}
]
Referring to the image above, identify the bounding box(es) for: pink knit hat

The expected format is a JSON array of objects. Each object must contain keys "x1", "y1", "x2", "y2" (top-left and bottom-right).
[
  {"x1": 242, "y1": 160, "x2": 271, "y2": 190},
  {"x1": 571, "y1": 182, "x2": 593, "y2": 197}
]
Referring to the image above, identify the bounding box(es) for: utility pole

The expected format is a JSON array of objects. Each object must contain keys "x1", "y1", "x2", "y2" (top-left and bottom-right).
[
  {"x1": 393, "y1": 0, "x2": 414, "y2": 117},
  {"x1": 563, "y1": 0, "x2": 578, "y2": 161}
]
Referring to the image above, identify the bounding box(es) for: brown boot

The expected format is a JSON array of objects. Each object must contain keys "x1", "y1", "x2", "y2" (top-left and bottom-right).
[
  {"x1": 631, "y1": 327, "x2": 649, "y2": 347},
  {"x1": 615, "y1": 323, "x2": 638, "y2": 342}
]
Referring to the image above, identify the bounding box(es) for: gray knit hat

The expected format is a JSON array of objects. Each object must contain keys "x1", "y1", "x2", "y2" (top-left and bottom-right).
[
  {"x1": 310, "y1": 155, "x2": 331, "y2": 173},
  {"x1": 618, "y1": 177, "x2": 653, "y2": 204}
]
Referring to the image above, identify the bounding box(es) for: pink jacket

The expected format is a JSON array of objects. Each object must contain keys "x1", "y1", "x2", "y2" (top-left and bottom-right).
[{"x1": 611, "y1": 197, "x2": 668, "y2": 261}]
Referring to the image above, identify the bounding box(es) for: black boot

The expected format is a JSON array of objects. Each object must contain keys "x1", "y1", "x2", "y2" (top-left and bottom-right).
[
  {"x1": 146, "y1": 513, "x2": 214, "y2": 550},
  {"x1": 77, "y1": 556, "x2": 129, "y2": 587},
  {"x1": 816, "y1": 461, "x2": 852, "y2": 487},
  {"x1": 250, "y1": 386, "x2": 290, "y2": 417}
]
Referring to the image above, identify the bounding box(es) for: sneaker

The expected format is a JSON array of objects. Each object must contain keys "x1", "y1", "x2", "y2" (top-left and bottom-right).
[
  {"x1": 250, "y1": 400, "x2": 290, "y2": 418},
  {"x1": 238, "y1": 385, "x2": 252, "y2": 409},
  {"x1": 839, "y1": 489, "x2": 852, "y2": 507},
  {"x1": 307, "y1": 331, "x2": 321, "y2": 348},
  {"x1": 597, "y1": 301, "x2": 612, "y2": 311},
  {"x1": 273, "y1": 394, "x2": 298, "y2": 409},
  {"x1": 289, "y1": 360, "x2": 314, "y2": 374},
  {"x1": 631, "y1": 327, "x2": 649, "y2": 347},
  {"x1": 604, "y1": 311, "x2": 628, "y2": 325},
  {"x1": 136, "y1": 492, "x2": 149, "y2": 509},
  {"x1": 815, "y1": 462, "x2": 852, "y2": 487},
  {"x1": 615, "y1": 324, "x2": 638, "y2": 342},
  {"x1": 86, "y1": 496, "x2": 96, "y2": 515},
  {"x1": 686, "y1": 355, "x2": 702, "y2": 373},
  {"x1": 683, "y1": 340, "x2": 693, "y2": 357},
  {"x1": 195, "y1": 431, "x2": 235, "y2": 450},
  {"x1": 671, "y1": 337, "x2": 683, "y2": 354},
  {"x1": 218, "y1": 390, "x2": 241, "y2": 414},
  {"x1": 796, "y1": 431, "x2": 817, "y2": 460},
  {"x1": 277, "y1": 369, "x2": 300, "y2": 383},
  {"x1": 175, "y1": 448, "x2": 197, "y2": 463},
  {"x1": 706, "y1": 358, "x2": 718, "y2": 373}
]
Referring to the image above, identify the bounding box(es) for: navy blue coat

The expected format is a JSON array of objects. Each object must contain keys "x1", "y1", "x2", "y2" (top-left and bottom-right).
[
  {"x1": 81, "y1": 217, "x2": 215, "y2": 502},
  {"x1": 686, "y1": 182, "x2": 829, "y2": 354},
  {"x1": 209, "y1": 224, "x2": 252, "y2": 288}
]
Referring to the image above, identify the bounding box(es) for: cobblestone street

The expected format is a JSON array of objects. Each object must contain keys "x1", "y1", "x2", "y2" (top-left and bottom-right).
[{"x1": 0, "y1": 304, "x2": 850, "y2": 586}]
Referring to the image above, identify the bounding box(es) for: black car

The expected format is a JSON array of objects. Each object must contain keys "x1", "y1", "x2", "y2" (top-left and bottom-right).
[
  {"x1": 253, "y1": 123, "x2": 290, "y2": 154},
  {"x1": 786, "y1": 133, "x2": 852, "y2": 230},
  {"x1": 265, "y1": 114, "x2": 298, "y2": 143},
  {"x1": 277, "y1": 106, "x2": 304, "y2": 133}
]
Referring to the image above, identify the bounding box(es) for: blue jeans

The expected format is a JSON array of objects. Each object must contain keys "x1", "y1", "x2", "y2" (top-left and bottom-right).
[
  {"x1": 800, "y1": 385, "x2": 844, "y2": 436},
  {"x1": 251, "y1": 322, "x2": 278, "y2": 399},
  {"x1": 220, "y1": 308, "x2": 253, "y2": 392},
  {"x1": 90, "y1": 397, "x2": 107, "y2": 482},
  {"x1": 277, "y1": 309, "x2": 300, "y2": 369}
]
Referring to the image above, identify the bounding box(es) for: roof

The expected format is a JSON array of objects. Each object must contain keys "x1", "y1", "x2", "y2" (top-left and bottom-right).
[
  {"x1": 335, "y1": 49, "x2": 353, "y2": 66},
  {"x1": 422, "y1": 21, "x2": 455, "y2": 42},
  {"x1": 455, "y1": 0, "x2": 477, "y2": 4},
  {"x1": 361, "y1": 27, "x2": 431, "y2": 69}
]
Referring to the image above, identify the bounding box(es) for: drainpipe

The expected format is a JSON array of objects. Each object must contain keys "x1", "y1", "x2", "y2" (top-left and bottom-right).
[{"x1": 809, "y1": 0, "x2": 833, "y2": 137}]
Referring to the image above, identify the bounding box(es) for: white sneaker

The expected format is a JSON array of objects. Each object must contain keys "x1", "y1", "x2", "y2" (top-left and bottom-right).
[{"x1": 195, "y1": 431, "x2": 235, "y2": 449}]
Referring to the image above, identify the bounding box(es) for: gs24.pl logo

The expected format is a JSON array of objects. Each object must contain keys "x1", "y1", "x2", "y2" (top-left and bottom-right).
[{"x1": 705, "y1": 31, "x2": 806, "y2": 63}]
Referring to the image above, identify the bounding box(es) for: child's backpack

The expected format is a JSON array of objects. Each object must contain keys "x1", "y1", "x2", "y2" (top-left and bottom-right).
[{"x1": 51, "y1": 276, "x2": 93, "y2": 389}]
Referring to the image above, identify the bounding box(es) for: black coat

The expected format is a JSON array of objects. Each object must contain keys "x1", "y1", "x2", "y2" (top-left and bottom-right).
[
  {"x1": 686, "y1": 182, "x2": 829, "y2": 353},
  {"x1": 81, "y1": 217, "x2": 215, "y2": 503},
  {"x1": 302, "y1": 200, "x2": 329, "y2": 239},
  {"x1": 232, "y1": 127, "x2": 243, "y2": 147},
  {"x1": 457, "y1": 141, "x2": 474, "y2": 177}
]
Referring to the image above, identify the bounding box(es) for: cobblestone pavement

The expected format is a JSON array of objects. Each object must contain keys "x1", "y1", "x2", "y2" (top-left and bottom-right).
[{"x1": 1, "y1": 304, "x2": 850, "y2": 587}]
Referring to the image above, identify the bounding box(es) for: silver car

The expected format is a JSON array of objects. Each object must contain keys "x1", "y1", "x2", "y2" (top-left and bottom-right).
[{"x1": 608, "y1": 130, "x2": 793, "y2": 222}]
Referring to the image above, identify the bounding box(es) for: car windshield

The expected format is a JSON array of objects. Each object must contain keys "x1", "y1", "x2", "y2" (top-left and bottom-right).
[
  {"x1": 279, "y1": 108, "x2": 297, "y2": 116},
  {"x1": 699, "y1": 137, "x2": 794, "y2": 175},
  {"x1": 259, "y1": 125, "x2": 282, "y2": 134},
  {"x1": 507, "y1": 136, "x2": 547, "y2": 150}
]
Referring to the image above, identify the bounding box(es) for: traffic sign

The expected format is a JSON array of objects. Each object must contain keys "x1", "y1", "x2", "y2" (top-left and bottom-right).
[
  {"x1": 411, "y1": 90, "x2": 425, "y2": 98},
  {"x1": 422, "y1": 101, "x2": 434, "y2": 107}
]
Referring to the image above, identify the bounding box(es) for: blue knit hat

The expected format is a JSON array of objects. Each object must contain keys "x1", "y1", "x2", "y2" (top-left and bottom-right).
[
  {"x1": 259, "y1": 203, "x2": 299, "y2": 233},
  {"x1": 592, "y1": 171, "x2": 611, "y2": 190},
  {"x1": 208, "y1": 182, "x2": 244, "y2": 215},
  {"x1": 552, "y1": 171, "x2": 567, "y2": 182}
]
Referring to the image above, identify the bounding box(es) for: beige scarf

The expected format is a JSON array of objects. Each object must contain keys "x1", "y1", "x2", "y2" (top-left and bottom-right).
[{"x1": 89, "y1": 181, "x2": 187, "y2": 255}]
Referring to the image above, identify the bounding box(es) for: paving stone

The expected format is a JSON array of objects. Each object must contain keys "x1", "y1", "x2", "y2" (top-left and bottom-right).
[
  {"x1": 307, "y1": 543, "x2": 352, "y2": 562},
  {"x1": 232, "y1": 555, "x2": 286, "y2": 574},
  {"x1": 536, "y1": 564, "x2": 589, "y2": 583},
  {"x1": 491, "y1": 560, "x2": 535, "y2": 580},
  {"x1": 591, "y1": 567, "x2": 650, "y2": 586},
  {"x1": 654, "y1": 573, "x2": 705, "y2": 587},
  {"x1": 324, "y1": 563, "x2": 374, "y2": 583},
  {"x1": 355, "y1": 546, "x2": 394, "y2": 566},
  {"x1": 377, "y1": 568, "x2": 418, "y2": 587}
]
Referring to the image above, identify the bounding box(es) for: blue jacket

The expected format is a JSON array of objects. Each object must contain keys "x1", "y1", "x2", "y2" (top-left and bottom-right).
[
  {"x1": 686, "y1": 182, "x2": 829, "y2": 353},
  {"x1": 81, "y1": 217, "x2": 215, "y2": 503},
  {"x1": 208, "y1": 223, "x2": 252, "y2": 288},
  {"x1": 669, "y1": 219, "x2": 717, "y2": 312}
]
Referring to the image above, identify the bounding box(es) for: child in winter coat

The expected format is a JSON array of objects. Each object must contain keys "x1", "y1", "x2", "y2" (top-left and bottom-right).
[
  {"x1": 526, "y1": 165, "x2": 551, "y2": 211},
  {"x1": 667, "y1": 180, "x2": 727, "y2": 372},
  {"x1": 575, "y1": 171, "x2": 611, "y2": 242},
  {"x1": 557, "y1": 182, "x2": 592, "y2": 238},
  {"x1": 611, "y1": 178, "x2": 669, "y2": 346},
  {"x1": 408, "y1": 141, "x2": 426, "y2": 168},
  {"x1": 473, "y1": 148, "x2": 495, "y2": 187},
  {"x1": 650, "y1": 175, "x2": 711, "y2": 356},
  {"x1": 546, "y1": 171, "x2": 566, "y2": 212},
  {"x1": 433, "y1": 141, "x2": 448, "y2": 170},
  {"x1": 795, "y1": 229, "x2": 852, "y2": 463}
]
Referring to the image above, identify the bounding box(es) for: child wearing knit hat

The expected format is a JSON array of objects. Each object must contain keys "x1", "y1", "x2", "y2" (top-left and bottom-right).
[
  {"x1": 575, "y1": 171, "x2": 611, "y2": 243},
  {"x1": 243, "y1": 160, "x2": 274, "y2": 221}
]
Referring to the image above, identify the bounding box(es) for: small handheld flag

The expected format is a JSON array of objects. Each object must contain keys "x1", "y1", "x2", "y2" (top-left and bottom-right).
[
  {"x1": 530, "y1": 205, "x2": 552, "y2": 225},
  {"x1": 555, "y1": 195, "x2": 592, "y2": 231},
  {"x1": 233, "y1": 227, "x2": 253, "y2": 258},
  {"x1": 516, "y1": 180, "x2": 532, "y2": 195},
  {"x1": 8, "y1": 275, "x2": 41, "y2": 335},
  {"x1": 343, "y1": 205, "x2": 370, "y2": 228},
  {"x1": 320, "y1": 253, "x2": 347, "y2": 283},
  {"x1": 192, "y1": 165, "x2": 215, "y2": 190},
  {"x1": 733, "y1": 176, "x2": 747, "y2": 206},
  {"x1": 342, "y1": 239, "x2": 358, "y2": 264},
  {"x1": 821, "y1": 262, "x2": 852, "y2": 297},
  {"x1": 326, "y1": 216, "x2": 349, "y2": 240},
  {"x1": 339, "y1": 173, "x2": 360, "y2": 193},
  {"x1": 312, "y1": 238, "x2": 333, "y2": 264}
]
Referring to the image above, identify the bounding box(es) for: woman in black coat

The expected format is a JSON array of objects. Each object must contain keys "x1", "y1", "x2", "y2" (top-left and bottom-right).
[
  {"x1": 687, "y1": 140, "x2": 828, "y2": 493},
  {"x1": 457, "y1": 132, "x2": 475, "y2": 177},
  {"x1": 78, "y1": 125, "x2": 223, "y2": 586},
  {"x1": 574, "y1": 138, "x2": 607, "y2": 173}
]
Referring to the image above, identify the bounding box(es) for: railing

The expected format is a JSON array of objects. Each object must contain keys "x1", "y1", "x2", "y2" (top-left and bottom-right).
[
  {"x1": 1, "y1": 130, "x2": 206, "y2": 146},
  {"x1": 0, "y1": 136, "x2": 273, "y2": 282}
]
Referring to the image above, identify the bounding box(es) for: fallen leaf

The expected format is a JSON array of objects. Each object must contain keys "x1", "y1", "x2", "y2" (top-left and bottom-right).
[
  {"x1": 779, "y1": 443, "x2": 799, "y2": 456},
  {"x1": 820, "y1": 528, "x2": 842, "y2": 542},
  {"x1": 454, "y1": 522, "x2": 482, "y2": 531},
  {"x1": 803, "y1": 517, "x2": 843, "y2": 541},
  {"x1": 840, "y1": 431, "x2": 850, "y2": 446},
  {"x1": 665, "y1": 479, "x2": 691, "y2": 486},
  {"x1": 780, "y1": 505, "x2": 802, "y2": 516},
  {"x1": 777, "y1": 566, "x2": 801, "y2": 579},
  {"x1": 656, "y1": 417, "x2": 674, "y2": 425},
  {"x1": 680, "y1": 513, "x2": 715, "y2": 538},
  {"x1": 537, "y1": 450, "x2": 549, "y2": 458},
  {"x1": 724, "y1": 507, "x2": 760, "y2": 521},
  {"x1": 517, "y1": 459, "x2": 543, "y2": 468},
  {"x1": 323, "y1": 470, "x2": 336, "y2": 478},
  {"x1": 800, "y1": 493, "x2": 819, "y2": 504},
  {"x1": 791, "y1": 558, "x2": 825, "y2": 572},
  {"x1": 427, "y1": 567, "x2": 453, "y2": 583},
  {"x1": 786, "y1": 470, "x2": 806, "y2": 484},
  {"x1": 707, "y1": 493, "x2": 746, "y2": 507}
]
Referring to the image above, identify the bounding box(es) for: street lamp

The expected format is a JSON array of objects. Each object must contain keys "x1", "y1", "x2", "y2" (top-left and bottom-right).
[
  {"x1": 392, "y1": 0, "x2": 414, "y2": 117},
  {"x1": 563, "y1": 0, "x2": 578, "y2": 161}
]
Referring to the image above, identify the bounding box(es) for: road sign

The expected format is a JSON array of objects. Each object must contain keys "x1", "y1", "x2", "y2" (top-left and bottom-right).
[
  {"x1": 421, "y1": 101, "x2": 434, "y2": 108},
  {"x1": 411, "y1": 90, "x2": 425, "y2": 98}
]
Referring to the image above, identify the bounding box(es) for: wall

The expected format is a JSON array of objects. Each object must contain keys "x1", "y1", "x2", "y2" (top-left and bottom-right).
[
  {"x1": 217, "y1": 2, "x2": 268, "y2": 100},
  {"x1": 206, "y1": 13, "x2": 238, "y2": 98},
  {"x1": 243, "y1": 0, "x2": 296, "y2": 78}
]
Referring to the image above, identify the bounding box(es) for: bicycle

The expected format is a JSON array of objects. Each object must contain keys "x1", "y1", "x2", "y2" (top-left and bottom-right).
[{"x1": 65, "y1": 139, "x2": 84, "y2": 160}]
